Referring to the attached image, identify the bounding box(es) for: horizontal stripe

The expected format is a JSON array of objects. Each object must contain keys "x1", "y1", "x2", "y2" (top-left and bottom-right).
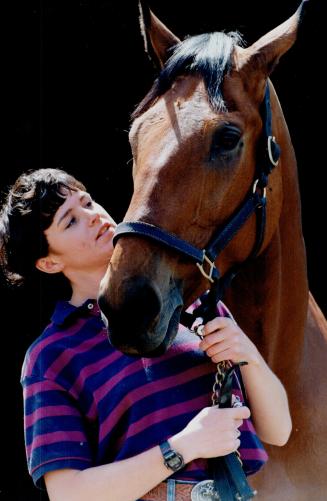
[
  {"x1": 99, "y1": 363, "x2": 214, "y2": 441},
  {"x1": 23, "y1": 378, "x2": 65, "y2": 399},
  {"x1": 25, "y1": 405, "x2": 80, "y2": 428},
  {"x1": 44, "y1": 334, "x2": 104, "y2": 379},
  {"x1": 124, "y1": 394, "x2": 209, "y2": 440},
  {"x1": 22, "y1": 299, "x2": 268, "y2": 486},
  {"x1": 25, "y1": 318, "x2": 88, "y2": 375},
  {"x1": 69, "y1": 349, "x2": 122, "y2": 398},
  {"x1": 26, "y1": 430, "x2": 86, "y2": 456},
  {"x1": 240, "y1": 448, "x2": 269, "y2": 461},
  {"x1": 90, "y1": 341, "x2": 201, "y2": 413}
]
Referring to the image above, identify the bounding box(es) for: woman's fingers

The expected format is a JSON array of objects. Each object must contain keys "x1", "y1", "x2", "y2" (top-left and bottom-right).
[{"x1": 202, "y1": 316, "x2": 234, "y2": 336}]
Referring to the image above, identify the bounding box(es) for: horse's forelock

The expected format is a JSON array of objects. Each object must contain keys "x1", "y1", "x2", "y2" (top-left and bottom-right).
[{"x1": 132, "y1": 31, "x2": 243, "y2": 120}]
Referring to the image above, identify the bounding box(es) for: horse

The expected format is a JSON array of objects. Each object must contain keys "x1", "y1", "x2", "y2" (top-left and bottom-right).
[{"x1": 98, "y1": 1, "x2": 327, "y2": 499}]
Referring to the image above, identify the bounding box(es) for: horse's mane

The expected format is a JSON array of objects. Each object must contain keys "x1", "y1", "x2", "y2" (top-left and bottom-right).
[{"x1": 132, "y1": 31, "x2": 243, "y2": 120}]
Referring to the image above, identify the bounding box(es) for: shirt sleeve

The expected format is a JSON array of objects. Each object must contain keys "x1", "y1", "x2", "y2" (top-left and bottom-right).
[{"x1": 22, "y1": 375, "x2": 93, "y2": 488}]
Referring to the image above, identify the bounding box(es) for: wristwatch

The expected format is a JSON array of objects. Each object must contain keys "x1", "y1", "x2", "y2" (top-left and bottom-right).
[{"x1": 159, "y1": 440, "x2": 185, "y2": 472}]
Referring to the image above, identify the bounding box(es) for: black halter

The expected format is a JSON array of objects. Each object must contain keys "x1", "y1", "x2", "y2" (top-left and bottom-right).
[{"x1": 113, "y1": 83, "x2": 280, "y2": 326}]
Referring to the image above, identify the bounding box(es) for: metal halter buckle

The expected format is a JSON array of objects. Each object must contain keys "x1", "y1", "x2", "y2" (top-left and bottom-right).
[{"x1": 196, "y1": 253, "x2": 216, "y2": 283}]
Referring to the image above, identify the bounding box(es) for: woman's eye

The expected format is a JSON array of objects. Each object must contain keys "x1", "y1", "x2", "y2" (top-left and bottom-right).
[{"x1": 66, "y1": 217, "x2": 76, "y2": 229}]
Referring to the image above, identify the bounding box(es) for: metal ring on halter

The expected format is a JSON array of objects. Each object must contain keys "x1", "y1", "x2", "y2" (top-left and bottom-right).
[
  {"x1": 267, "y1": 135, "x2": 279, "y2": 166},
  {"x1": 252, "y1": 179, "x2": 267, "y2": 199},
  {"x1": 193, "y1": 324, "x2": 205, "y2": 340}
]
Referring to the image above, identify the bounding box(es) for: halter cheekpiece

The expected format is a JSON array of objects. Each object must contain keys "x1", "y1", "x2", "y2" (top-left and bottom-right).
[{"x1": 113, "y1": 83, "x2": 280, "y2": 326}]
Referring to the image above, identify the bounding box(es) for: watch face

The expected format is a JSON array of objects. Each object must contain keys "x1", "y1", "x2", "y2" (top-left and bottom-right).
[
  {"x1": 165, "y1": 451, "x2": 184, "y2": 471},
  {"x1": 169, "y1": 456, "x2": 182, "y2": 468},
  {"x1": 160, "y1": 441, "x2": 185, "y2": 472}
]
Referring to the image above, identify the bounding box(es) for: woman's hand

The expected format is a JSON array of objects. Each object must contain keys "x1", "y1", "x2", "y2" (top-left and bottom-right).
[
  {"x1": 199, "y1": 317, "x2": 260, "y2": 366},
  {"x1": 198, "y1": 317, "x2": 292, "y2": 447},
  {"x1": 170, "y1": 406, "x2": 251, "y2": 462}
]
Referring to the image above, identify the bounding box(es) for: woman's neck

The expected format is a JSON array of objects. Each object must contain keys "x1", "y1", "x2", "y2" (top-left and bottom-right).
[{"x1": 67, "y1": 266, "x2": 107, "y2": 307}]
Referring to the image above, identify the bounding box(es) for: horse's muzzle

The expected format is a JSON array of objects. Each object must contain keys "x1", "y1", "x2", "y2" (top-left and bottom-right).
[{"x1": 98, "y1": 276, "x2": 183, "y2": 356}]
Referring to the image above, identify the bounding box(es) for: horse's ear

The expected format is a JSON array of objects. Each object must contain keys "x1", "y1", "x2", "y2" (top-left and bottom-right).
[
  {"x1": 241, "y1": 1, "x2": 309, "y2": 97},
  {"x1": 138, "y1": 0, "x2": 180, "y2": 68}
]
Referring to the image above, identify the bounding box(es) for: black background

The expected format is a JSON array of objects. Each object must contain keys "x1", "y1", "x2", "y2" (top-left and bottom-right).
[{"x1": 2, "y1": 1, "x2": 324, "y2": 499}]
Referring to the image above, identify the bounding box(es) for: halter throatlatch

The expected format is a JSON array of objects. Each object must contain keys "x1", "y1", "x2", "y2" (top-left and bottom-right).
[{"x1": 113, "y1": 83, "x2": 280, "y2": 326}]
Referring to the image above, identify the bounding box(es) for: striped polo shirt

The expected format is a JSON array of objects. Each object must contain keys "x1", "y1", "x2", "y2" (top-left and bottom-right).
[{"x1": 21, "y1": 299, "x2": 268, "y2": 488}]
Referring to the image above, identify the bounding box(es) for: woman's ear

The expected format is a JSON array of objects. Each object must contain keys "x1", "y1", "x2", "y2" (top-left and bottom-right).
[{"x1": 35, "y1": 255, "x2": 64, "y2": 274}]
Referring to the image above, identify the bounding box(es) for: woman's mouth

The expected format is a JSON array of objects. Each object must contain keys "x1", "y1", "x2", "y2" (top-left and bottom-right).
[{"x1": 97, "y1": 223, "x2": 115, "y2": 240}]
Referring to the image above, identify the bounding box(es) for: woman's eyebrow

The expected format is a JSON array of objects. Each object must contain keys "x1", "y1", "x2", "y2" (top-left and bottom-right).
[
  {"x1": 57, "y1": 208, "x2": 72, "y2": 227},
  {"x1": 57, "y1": 194, "x2": 90, "y2": 227}
]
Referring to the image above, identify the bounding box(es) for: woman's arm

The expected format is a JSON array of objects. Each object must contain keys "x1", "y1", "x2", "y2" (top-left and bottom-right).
[
  {"x1": 200, "y1": 316, "x2": 292, "y2": 446},
  {"x1": 45, "y1": 404, "x2": 250, "y2": 501}
]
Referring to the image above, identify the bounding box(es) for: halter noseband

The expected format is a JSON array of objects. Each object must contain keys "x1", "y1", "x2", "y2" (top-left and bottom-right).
[{"x1": 113, "y1": 83, "x2": 280, "y2": 325}]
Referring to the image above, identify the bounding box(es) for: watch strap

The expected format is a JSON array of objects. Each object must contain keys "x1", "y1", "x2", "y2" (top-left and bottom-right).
[{"x1": 159, "y1": 440, "x2": 172, "y2": 457}]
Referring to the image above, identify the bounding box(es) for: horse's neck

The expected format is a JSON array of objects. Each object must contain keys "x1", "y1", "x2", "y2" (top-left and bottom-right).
[
  {"x1": 226, "y1": 86, "x2": 309, "y2": 382},
  {"x1": 225, "y1": 228, "x2": 308, "y2": 378}
]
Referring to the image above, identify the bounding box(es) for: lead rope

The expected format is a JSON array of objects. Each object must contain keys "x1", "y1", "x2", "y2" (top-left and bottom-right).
[
  {"x1": 193, "y1": 324, "x2": 256, "y2": 501},
  {"x1": 211, "y1": 360, "x2": 243, "y2": 467}
]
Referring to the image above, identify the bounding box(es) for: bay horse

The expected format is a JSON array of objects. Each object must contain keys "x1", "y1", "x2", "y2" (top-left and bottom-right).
[{"x1": 99, "y1": 1, "x2": 327, "y2": 499}]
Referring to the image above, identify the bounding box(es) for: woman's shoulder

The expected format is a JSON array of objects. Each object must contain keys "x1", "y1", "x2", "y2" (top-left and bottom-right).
[
  {"x1": 21, "y1": 318, "x2": 66, "y2": 381},
  {"x1": 21, "y1": 299, "x2": 109, "y2": 383}
]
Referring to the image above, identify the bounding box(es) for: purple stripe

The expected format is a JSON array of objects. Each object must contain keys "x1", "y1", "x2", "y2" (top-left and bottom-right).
[
  {"x1": 44, "y1": 334, "x2": 104, "y2": 379},
  {"x1": 240, "y1": 418, "x2": 256, "y2": 433},
  {"x1": 89, "y1": 340, "x2": 201, "y2": 417},
  {"x1": 123, "y1": 395, "x2": 209, "y2": 441},
  {"x1": 26, "y1": 430, "x2": 86, "y2": 456},
  {"x1": 99, "y1": 363, "x2": 214, "y2": 441},
  {"x1": 23, "y1": 379, "x2": 63, "y2": 399},
  {"x1": 216, "y1": 301, "x2": 233, "y2": 318},
  {"x1": 69, "y1": 348, "x2": 123, "y2": 398},
  {"x1": 26, "y1": 318, "x2": 89, "y2": 375},
  {"x1": 232, "y1": 389, "x2": 243, "y2": 399},
  {"x1": 25, "y1": 405, "x2": 80, "y2": 428},
  {"x1": 240, "y1": 448, "x2": 269, "y2": 461}
]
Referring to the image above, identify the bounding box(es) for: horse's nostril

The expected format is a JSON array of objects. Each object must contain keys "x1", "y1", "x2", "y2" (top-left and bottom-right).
[
  {"x1": 124, "y1": 276, "x2": 162, "y2": 327},
  {"x1": 98, "y1": 276, "x2": 162, "y2": 350}
]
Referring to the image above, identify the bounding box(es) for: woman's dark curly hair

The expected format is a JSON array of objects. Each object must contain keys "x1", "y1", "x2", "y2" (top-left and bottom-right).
[{"x1": 0, "y1": 168, "x2": 86, "y2": 286}]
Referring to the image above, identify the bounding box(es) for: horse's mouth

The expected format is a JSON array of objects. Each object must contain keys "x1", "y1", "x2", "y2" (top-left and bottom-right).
[
  {"x1": 143, "y1": 303, "x2": 182, "y2": 357},
  {"x1": 104, "y1": 279, "x2": 184, "y2": 357}
]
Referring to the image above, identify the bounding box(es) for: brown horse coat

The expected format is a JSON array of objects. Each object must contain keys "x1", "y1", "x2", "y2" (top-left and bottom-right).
[{"x1": 99, "y1": 3, "x2": 327, "y2": 499}]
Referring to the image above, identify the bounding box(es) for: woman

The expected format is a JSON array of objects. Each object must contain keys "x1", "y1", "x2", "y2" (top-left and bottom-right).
[{"x1": 0, "y1": 168, "x2": 291, "y2": 501}]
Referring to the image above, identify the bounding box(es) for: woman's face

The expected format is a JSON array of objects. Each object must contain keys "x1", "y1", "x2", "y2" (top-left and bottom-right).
[{"x1": 44, "y1": 189, "x2": 116, "y2": 274}]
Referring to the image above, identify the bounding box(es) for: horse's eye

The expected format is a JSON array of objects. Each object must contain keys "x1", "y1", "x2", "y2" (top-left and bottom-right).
[{"x1": 210, "y1": 125, "x2": 242, "y2": 161}]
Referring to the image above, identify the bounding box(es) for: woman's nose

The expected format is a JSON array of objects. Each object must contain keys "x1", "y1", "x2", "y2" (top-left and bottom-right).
[{"x1": 88, "y1": 211, "x2": 101, "y2": 226}]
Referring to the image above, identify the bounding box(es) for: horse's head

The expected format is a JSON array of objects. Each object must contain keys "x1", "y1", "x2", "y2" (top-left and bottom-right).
[{"x1": 99, "y1": 1, "x2": 308, "y2": 356}]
